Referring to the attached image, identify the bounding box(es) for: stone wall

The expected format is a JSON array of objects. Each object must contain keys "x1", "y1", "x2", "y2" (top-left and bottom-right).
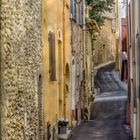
[
  {"x1": 71, "y1": 20, "x2": 84, "y2": 121},
  {"x1": 94, "y1": 19, "x2": 115, "y2": 66},
  {"x1": 0, "y1": 0, "x2": 42, "y2": 139}
]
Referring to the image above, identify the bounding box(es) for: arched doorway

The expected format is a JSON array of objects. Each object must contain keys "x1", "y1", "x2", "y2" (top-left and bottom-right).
[
  {"x1": 66, "y1": 63, "x2": 70, "y2": 83},
  {"x1": 64, "y1": 63, "x2": 70, "y2": 119}
]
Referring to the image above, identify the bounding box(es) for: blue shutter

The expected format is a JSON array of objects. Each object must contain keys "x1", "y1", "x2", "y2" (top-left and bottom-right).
[
  {"x1": 70, "y1": 0, "x2": 76, "y2": 20},
  {"x1": 70, "y1": 0, "x2": 74, "y2": 16},
  {"x1": 74, "y1": 0, "x2": 76, "y2": 20},
  {"x1": 78, "y1": 3, "x2": 81, "y2": 24}
]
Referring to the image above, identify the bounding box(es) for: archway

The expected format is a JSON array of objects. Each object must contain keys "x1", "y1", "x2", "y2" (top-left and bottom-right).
[{"x1": 66, "y1": 63, "x2": 70, "y2": 83}]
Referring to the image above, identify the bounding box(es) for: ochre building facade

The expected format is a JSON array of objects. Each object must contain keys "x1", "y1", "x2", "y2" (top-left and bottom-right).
[{"x1": 42, "y1": 0, "x2": 72, "y2": 139}]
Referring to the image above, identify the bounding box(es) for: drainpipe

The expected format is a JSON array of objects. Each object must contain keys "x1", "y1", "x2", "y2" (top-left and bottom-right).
[
  {"x1": 63, "y1": 0, "x2": 66, "y2": 120},
  {"x1": 115, "y1": 0, "x2": 119, "y2": 71},
  {"x1": 83, "y1": 0, "x2": 86, "y2": 70},
  {"x1": 83, "y1": 0, "x2": 86, "y2": 109},
  {"x1": 91, "y1": 33, "x2": 95, "y2": 94},
  {"x1": 126, "y1": 0, "x2": 131, "y2": 126},
  {"x1": 0, "y1": 2, "x2": 1, "y2": 138},
  {"x1": 126, "y1": 0, "x2": 131, "y2": 132}
]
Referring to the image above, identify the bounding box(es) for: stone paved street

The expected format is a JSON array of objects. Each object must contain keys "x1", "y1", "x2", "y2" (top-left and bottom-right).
[{"x1": 70, "y1": 63, "x2": 133, "y2": 140}]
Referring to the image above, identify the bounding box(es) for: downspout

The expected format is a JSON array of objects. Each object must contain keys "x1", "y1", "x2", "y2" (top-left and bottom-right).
[
  {"x1": 115, "y1": 0, "x2": 119, "y2": 71},
  {"x1": 0, "y1": 0, "x2": 1, "y2": 138},
  {"x1": 126, "y1": 0, "x2": 132, "y2": 128},
  {"x1": 91, "y1": 33, "x2": 95, "y2": 93},
  {"x1": 137, "y1": 1, "x2": 140, "y2": 139},
  {"x1": 63, "y1": 0, "x2": 66, "y2": 120},
  {"x1": 83, "y1": 0, "x2": 86, "y2": 70},
  {"x1": 82, "y1": 0, "x2": 86, "y2": 112}
]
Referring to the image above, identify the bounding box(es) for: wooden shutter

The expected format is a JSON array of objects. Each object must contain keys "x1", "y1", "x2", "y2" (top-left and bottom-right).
[{"x1": 48, "y1": 32, "x2": 56, "y2": 81}]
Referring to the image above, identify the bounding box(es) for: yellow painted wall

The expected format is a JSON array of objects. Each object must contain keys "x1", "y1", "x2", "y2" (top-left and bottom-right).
[
  {"x1": 65, "y1": 1, "x2": 72, "y2": 123},
  {"x1": 42, "y1": 0, "x2": 71, "y2": 127},
  {"x1": 42, "y1": 0, "x2": 60, "y2": 125}
]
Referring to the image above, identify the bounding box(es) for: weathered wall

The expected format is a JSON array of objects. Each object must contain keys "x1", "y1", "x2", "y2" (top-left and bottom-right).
[
  {"x1": 94, "y1": 19, "x2": 115, "y2": 66},
  {"x1": 71, "y1": 20, "x2": 83, "y2": 122},
  {"x1": 84, "y1": 30, "x2": 94, "y2": 120},
  {"x1": 1, "y1": 0, "x2": 42, "y2": 139}
]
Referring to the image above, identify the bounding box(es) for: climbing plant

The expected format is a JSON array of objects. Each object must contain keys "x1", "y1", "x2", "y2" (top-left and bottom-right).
[{"x1": 86, "y1": 0, "x2": 115, "y2": 27}]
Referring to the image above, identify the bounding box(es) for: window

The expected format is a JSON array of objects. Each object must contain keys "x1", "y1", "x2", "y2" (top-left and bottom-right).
[
  {"x1": 77, "y1": 3, "x2": 80, "y2": 23},
  {"x1": 77, "y1": 2, "x2": 83, "y2": 25},
  {"x1": 70, "y1": 0, "x2": 76, "y2": 20},
  {"x1": 74, "y1": 1, "x2": 77, "y2": 20},
  {"x1": 48, "y1": 32, "x2": 56, "y2": 81},
  {"x1": 70, "y1": 0, "x2": 74, "y2": 15},
  {"x1": 80, "y1": 2, "x2": 83, "y2": 25}
]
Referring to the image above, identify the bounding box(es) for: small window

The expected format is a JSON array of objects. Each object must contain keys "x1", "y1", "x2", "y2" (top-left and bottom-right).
[
  {"x1": 70, "y1": 0, "x2": 74, "y2": 14},
  {"x1": 70, "y1": 0, "x2": 76, "y2": 20},
  {"x1": 48, "y1": 32, "x2": 56, "y2": 81}
]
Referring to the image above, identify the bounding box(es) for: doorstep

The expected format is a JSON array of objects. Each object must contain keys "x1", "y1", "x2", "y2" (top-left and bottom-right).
[{"x1": 58, "y1": 130, "x2": 72, "y2": 140}]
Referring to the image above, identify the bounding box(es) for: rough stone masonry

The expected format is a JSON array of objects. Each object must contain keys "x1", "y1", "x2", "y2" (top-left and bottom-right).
[{"x1": 0, "y1": 0, "x2": 42, "y2": 139}]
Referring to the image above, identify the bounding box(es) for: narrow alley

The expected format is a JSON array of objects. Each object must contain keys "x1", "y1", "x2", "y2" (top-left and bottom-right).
[
  {"x1": 1, "y1": 0, "x2": 140, "y2": 139},
  {"x1": 70, "y1": 63, "x2": 132, "y2": 140}
]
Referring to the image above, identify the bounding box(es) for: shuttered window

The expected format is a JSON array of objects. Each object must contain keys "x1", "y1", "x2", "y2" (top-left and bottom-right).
[
  {"x1": 74, "y1": 0, "x2": 77, "y2": 20},
  {"x1": 76, "y1": 2, "x2": 83, "y2": 25},
  {"x1": 48, "y1": 32, "x2": 56, "y2": 81},
  {"x1": 70, "y1": 0, "x2": 76, "y2": 20},
  {"x1": 70, "y1": 0, "x2": 74, "y2": 15},
  {"x1": 80, "y1": 2, "x2": 83, "y2": 25}
]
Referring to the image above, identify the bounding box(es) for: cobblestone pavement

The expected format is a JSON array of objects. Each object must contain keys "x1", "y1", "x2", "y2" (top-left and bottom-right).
[{"x1": 70, "y1": 63, "x2": 133, "y2": 140}]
